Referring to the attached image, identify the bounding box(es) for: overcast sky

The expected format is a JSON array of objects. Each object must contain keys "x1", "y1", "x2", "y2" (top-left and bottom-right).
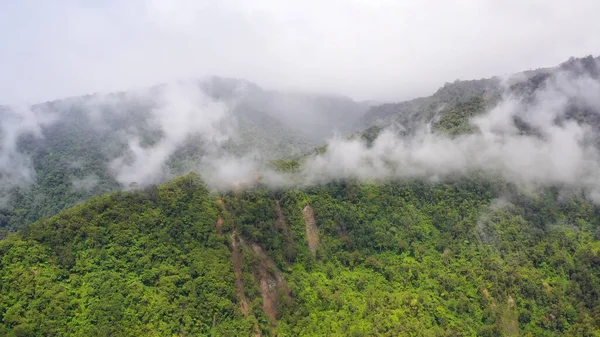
[{"x1": 1, "y1": 0, "x2": 599, "y2": 104}]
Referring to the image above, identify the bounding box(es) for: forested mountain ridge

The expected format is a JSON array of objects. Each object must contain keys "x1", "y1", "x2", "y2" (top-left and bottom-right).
[
  {"x1": 0, "y1": 78, "x2": 368, "y2": 233},
  {"x1": 2, "y1": 174, "x2": 600, "y2": 336},
  {"x1": 2, "y1": 56, "x2": 599, "y2": 234},
  {"x1": 200, "y1": 76, "x2": 371, "y2": 141},
  {"x1": 3, "y1": 55, "x2": 600, "y2": 335},
  {"x1": 356, "y1": 55, "x2": 600, "y2": 137}
]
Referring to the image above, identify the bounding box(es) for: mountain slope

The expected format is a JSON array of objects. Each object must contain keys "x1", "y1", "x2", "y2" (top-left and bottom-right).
[
  {"x1": 201, "y1": 76, "x2": 371, "y2": 141},
  {"x1": 357, "y1": 55, "x2": 600, "y2": 138},
  {"x1": 5, "y1": 55, "x2": 598, "y2": 234},
  {"x1": 0, "y1": 78, "x2": 369, "y2": 232},
  {"x1": 2, "y1": 174, "x2": 600, "y2": 336}
]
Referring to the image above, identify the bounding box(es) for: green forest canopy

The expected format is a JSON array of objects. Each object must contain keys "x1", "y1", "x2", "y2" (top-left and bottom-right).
[
  {"x1": 2, "y1": 174, "x2": 600, "y2": 336},
  {"x1": 2, "y1": 56, "x2": 600, "y2": 336}
]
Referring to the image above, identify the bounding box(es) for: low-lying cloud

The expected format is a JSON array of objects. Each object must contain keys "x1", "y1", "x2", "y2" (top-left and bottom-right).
[
  {"x1": 2, "y1": 58, "x2": 600, "y2": 207},
  {"x1": 108, "y1": 81, "x2": 235, "y2": 188},
  {"x1": 56, "y1": 59, "x2": 600, "y2": 201},
  {"x1": 0, "y1": 105, "x2": 56, "y2": 190},
  {"x1": 299, "y1": 63, "x2": 600, "y2": 200},
  {"x1": 71, "y1": 174, "x2": 101, "y2": 191}
]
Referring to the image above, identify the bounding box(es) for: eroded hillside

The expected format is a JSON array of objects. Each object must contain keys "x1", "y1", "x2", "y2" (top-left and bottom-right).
[{"x1": 2, "y1": 174, "x2": 600, "y2": 336}]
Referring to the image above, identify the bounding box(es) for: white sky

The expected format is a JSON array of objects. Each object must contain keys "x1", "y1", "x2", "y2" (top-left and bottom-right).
[{"x1": 1, "y1": 0, "x2": 599, "y2": 104}]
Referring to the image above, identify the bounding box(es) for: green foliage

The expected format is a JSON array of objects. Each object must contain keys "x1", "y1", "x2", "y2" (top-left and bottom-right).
[
  {"x1": 356, "y1": 76, "x2": 502, "y2": 134},
  {"x1": 1, "y1": 175, "x2": 253, "y2": 336},
  {"x1": 0, "y1": 88, "x2": 322, "y2": 233},
  {"x1": 360, "y1": 125, "x2": 384, "y2": 146},
  {"x1": 432, "y1": 97, "x2": 487, "y2": 136},
  {"x1": 3, "y1": 174, "x2": 600, "y2": 335},
  {"x1": 269, "y1": 159, "x2": 301, "y2": 173},
  {"x1": 313, "y1": 145, "x2": 328, "y2": 155}
]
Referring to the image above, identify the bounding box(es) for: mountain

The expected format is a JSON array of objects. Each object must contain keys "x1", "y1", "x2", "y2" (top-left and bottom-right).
[
  {"x1": 200, "y1": 76, "x2": 371, "y2": 141},
  {"x1": 2, "y1": 56, "x2": 600, "y2": 234},
  {"x1": 3, "y1": 55, "x2": 600, "y2": 335},
  {"x1": 2, "y1": 174, "x2": 600, "y2": 336},
  {"x1": 0, "y1": 78, "x2": 368, "y2": 232},
  {"x1": 356, "y1": 55, "x2": 600, "y2": 138}
]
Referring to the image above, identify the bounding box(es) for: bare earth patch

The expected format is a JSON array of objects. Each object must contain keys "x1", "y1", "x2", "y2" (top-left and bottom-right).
[
  {"x1": 302, "y1": 205, "x2": 319, "y2": 257},
  {"x1": 216, "y1": 215, "x2": 223, "y2": 235},
  {"x1": 274, "y1": 200, "x2": 293, "y2": 247},
  {"x1": 230, "y1": 232, "x2": 249, "y2": 317},
  {"x1": 251, "y1": 244, "x2": 292, "y2": 322}
]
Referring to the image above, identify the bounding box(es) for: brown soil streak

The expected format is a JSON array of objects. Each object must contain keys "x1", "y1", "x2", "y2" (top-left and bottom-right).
[
  {"x1": 251, "y1": 244, "x2": 292, "y2": 322},
  {"x1": 230, "y1": 232, "x2": 249, "y2": 317},
  {"x1": 216, "y1": 216, "x2": 223, "y2": 235},
  {"x1": 274, "y1": 200, "x2": 293, "y2": 246},
  {"x1": 302, "y1": 205, "x2": 319, "y2": 257}
]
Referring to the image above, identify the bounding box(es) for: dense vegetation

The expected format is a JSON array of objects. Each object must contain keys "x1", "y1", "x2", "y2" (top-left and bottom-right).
[
  {"x1": 2, "y1": 173, "x2": 600, "y2": 336},
  {"x1": 2, "y1": 55, "x2": 600, "y2": 336},
  {"x1": 2, "y1": 56, "x2": 598, "y2": 233},
  {"x1": 0, "y1": 78, "x2": 367, "y2": 233}
]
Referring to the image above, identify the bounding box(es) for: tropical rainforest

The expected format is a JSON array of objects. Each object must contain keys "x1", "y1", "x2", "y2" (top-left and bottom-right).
[{"x1": 2, "y1": 56, "x2": 600, "y2": 336}]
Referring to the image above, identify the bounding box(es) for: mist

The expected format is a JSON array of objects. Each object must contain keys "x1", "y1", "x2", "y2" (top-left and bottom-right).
[
  {"x1": 108, "y1": 81, "x2": 235, "y2": 187},
  {"x1": 188, "y1": 58, "x2": 600, "y2": 202},
  {"x1": 0, "y1": 105, "x2": 56, "y2": 190},
  {"x1": 298, "y1": 60, "x2": 600, "y2": 200},
  {"x1": 1, "y1": 2, "x2": 600, "y2": 210},
  {"x1": 71, "y1": 174, "x2": 101, "y2": 191},
  {"x1": 2, "y1": 57, "x2": 600, "y2": 205}
]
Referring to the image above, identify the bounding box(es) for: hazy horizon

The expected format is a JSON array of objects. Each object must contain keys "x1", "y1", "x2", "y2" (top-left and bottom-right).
[{"x1": 2, "y1": 0, "x2": 600, "y2": 105}]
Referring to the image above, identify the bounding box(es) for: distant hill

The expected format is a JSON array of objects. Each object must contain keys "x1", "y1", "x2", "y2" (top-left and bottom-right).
[
  {"x1": 2, "y1": 56, "x2": 600, "y2": 232},
  {"x1": 3, "y1": 56, "x2": 600, "y2": 336},
  {"x1": 0, "y1": 78, "x2": 369, "y2": 231},
  {"x1": 2, "y1": 172, "x2": 600, "y2": 335},
  {"x1": 356, "y1": 55, "x2": 600, "y2": 138},
  {"x1": 200, "y1": 76, "x2": 371, "y2": 141}
]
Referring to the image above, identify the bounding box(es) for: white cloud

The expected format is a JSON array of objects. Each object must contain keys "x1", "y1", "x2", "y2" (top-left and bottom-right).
[
  {"x1": 0, "y1": 105, "x2": 57, "y2": 189},
  {"x1": 108, "y1": 81, "x2": 234, "y2": 187},
  {"x1": 1, "y1": 0, "x2": 600, "y2": 104},
  {"x1": 300, "y1": 64, "x2": 600, "y2": 200}
]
